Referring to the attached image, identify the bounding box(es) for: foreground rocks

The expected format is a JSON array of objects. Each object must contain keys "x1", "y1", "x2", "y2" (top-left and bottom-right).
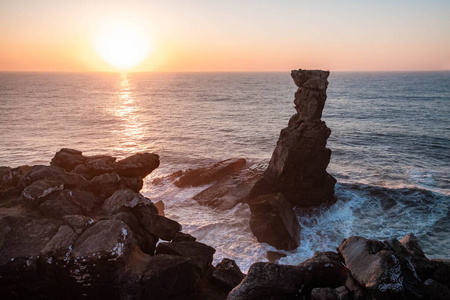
[
  {"x1": 0, "y1": 149, "x2": 245, "y2": 299},
  {"x1": 229, "y1": 234, "x2": 450, "y2": 300}
]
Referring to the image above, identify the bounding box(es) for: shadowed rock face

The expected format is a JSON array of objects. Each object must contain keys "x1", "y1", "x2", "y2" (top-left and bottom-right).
[{"x1": 251, "y1": 69, "x2": 336, "y2": 207}]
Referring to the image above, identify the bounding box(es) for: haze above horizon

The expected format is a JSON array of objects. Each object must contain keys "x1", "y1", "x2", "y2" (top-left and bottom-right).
[{"x1": 1, "y1": 0, "x2": 449, "y2": 72}]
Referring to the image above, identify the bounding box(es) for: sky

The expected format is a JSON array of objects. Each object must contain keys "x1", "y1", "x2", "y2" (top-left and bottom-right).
[{"x1": 1, "y1": 0, "x2": 449, "y2": 72}]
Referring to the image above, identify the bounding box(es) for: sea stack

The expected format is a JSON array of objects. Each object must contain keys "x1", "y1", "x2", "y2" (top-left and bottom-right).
[{"x1": 251, "y1": 69, "x2": 336, "y2": 207}]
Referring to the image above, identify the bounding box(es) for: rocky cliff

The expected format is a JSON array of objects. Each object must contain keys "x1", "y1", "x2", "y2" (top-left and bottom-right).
[{"x1": 251, "y1": 69, "x2": 336, "y2": 207}]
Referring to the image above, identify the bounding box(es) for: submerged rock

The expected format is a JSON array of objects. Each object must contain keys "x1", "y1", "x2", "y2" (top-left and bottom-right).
[{"x1": 250, "y1": 69, "x2": 336, "y2": 207}]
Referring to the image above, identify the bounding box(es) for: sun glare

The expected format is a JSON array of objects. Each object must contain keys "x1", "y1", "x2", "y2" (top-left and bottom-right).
[{"x1": 95, "y1": 19, "x2": 152, "y2": 70}]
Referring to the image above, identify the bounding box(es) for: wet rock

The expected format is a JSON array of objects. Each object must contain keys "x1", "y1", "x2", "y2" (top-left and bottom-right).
[
  {"x1": 310, "y1": 286, "x2": 349, "y2": 300},
  {"x1": 175, "y1": 158, "x2": 246, "y2": 188},
  {"x1": 50, "y1": 148, "x2": 86, "y2": 172},
  {"x1": 88, "y1": 172, "x2": 121, "y2": 199},
  {"x1": 156, "y1": 241, "x2": 216, "y2": 275},
  {"x1": 39, "y1": 189, "x2": 83, "y2": 218},
  {"x1": 141, "y1": 254, "x2": 198, "y2": 299},
  {"x1": 62, "y1": 214, "x2": 95, "y2": 234},
  {"x1": 250, "y1": 69, "x2": 336, "y2": 207},
  {"x1": 400, "y1": 233, "x2": 426, "y2": 258},
  {"x1": 338, "y1": 236, "x2": 425, "y2": 299},
  {"x1": 116, "y1": 153, "x2": 160, "y2": 178},
  {"x1": 227, "y1": 262, "x2": 306, "y2": 300},
  {"x1": 120, "y1": 175, "x2": 143, "y2": 193},
  {"x1": 20, "y1": 179, "x2": 64, "y2": 208},
  {"x1": 193, "y1": 166, "x2": 262, "y2": 210},
  {"x1": 140, "y1": 214, "x2": 181, "y2": 241},
  {"x1": 173, "y1": 232, "x2": 197, "y2": 242},
  {"x1": 212, "y1": 258, "x2": 245, "y2": 290},
  {"x1": 266, "y1": 251, "x2": 287, "y2": 263},
  {"x1": 249, "y1": 193, "x2": 301, "y2": 250}
]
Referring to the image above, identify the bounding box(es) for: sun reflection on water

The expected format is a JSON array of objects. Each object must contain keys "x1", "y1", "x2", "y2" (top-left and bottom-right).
[{"x1": 110, "y1": 73, "x2": 148, "y2": 156}]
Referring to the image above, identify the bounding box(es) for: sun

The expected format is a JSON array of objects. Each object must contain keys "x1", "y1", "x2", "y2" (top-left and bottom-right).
[{"x1": 95, "y1": 18, "x2": 152, "y2": 70}]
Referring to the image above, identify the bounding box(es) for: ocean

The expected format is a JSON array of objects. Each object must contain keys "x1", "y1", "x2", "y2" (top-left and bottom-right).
[{"x1": 1, "y1": 71, "x2": 449, "y2": 272}]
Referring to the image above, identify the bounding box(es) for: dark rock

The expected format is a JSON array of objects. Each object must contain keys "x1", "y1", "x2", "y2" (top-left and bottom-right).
[
  {"x1": 70, "y1": 189, "x2": 98, "y2": 212},
  {"x1": 310, "y1": 286, "x2": 350, "y2": 300},
  {"x1": 20, "y1": 179, "x2": 64, "y2": 208},
  {"x1": 193, "y1": 166, "x2": 262, "y2": 210},
  {"x1": 120, "y1": 175, "x2": 143, "y2": 193},
  {"x1": 40, "y1": 225, "x2": 78, "y2": 257},
  {"x1": 0, "y1": 165, "x2": 30, "y2": 189},
  {"x1": 212, "y1": 258, "x2": 245, "y2": 290},
  {"x1": 424, "y1": 278, "x2": 450, "y2": 300},
  {"x1": 249, "y1": 193, "x2": 301, "y2": 250},
  {"x1": 338, "y1": 236, "x2": 425, "y2": 299},
  {"x1": 142, "y1": 254, "x2": 198, "y2": 299},
  {"x1": 62, "y1": 214, "x2": 95, "y2": 234},
  {"x1": 0, "y1": 187, "x2": 20, "y2": 207},
  {"x1": 39, "y1": 189, "x2": 83, "y2": 218},
  {"x1": 140, "y1": 214, "x2": 182, "y2": 241},
  {"x1": 16, "y1": 165, "x2": 76, "y2": 191},
  {"x1": 227, "y1": 262, "x2": 306, "y2": 300},
  {"x1": 88, "y1": 172, "x2": 121, "y2": 199},
  {"x1": 175, "y1": 158, "x2": 246, "y2": 188},
  {"x1": 400, "y1": 233, "x2": 426, "y2": 258},
  {"x1": 102, "y1": 188, "x2": 147, "y2": 215},
  {"x1": 266, "y1": 251, "x2": 287, "y2": 263},
  {"x1": 250, "y1": 69, "x2": 336, "y2": 207},
  {"x1": 116, "y1": 153, "x2": 160, "y2": 178},
  {"x1": 173, "y1": 232, "x2": 197, "y2": 242},
  {"x1": 156, "y1": 241, "x2": 216, "y2": 275},
  {"x1": 50, "y1": 148, "x2": 86, "y2": 172}
]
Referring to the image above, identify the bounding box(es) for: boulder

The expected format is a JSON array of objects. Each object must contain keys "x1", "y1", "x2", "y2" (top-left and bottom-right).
[
  {"x1": 248, "y1": 193, "x2": 301, "y2": 250},
  {"x1": 40, "y1": 225, "x2": 78, "y2": 257},
  {"x1": 173, "y1": 232, "x2": 197, "y2": 242},
  {"x1": 39, "y1": 189, "x2": 83, "y2": 218},
  {"x1": 50, "y1": 148, "x2": 86, "y2": 172},
  {"x1": 102, "y1": 188, "x2": 147, "y2": 215},
  {"x1": 62, "y1": 214, "x2": 95, "y2": 234},
  {"x1": 250, "y1": 69, "x2": 336, "y2": 207},
  {"x1": 140, "y1": 214, "x2": 182, "y2": 241},
  {"x1": 156, "y1": 241, "x2": 216, "y2": 275},
  {"x1": 211, "y1": 258, "x2": 245, "y2": 290},
  {"x1": 310, "y1": 286, "x2": 350, "y2": 300},
  {"x1": 88, "y1": 173, "x2": 121, "y2": 199},
  {"x1": 338, "y1": 236, "x2": 426, "y2": 299},
  {"x1": 70, "y1": 189, "x2": 99, "y2": 212},
  {"x1": 0, "y1": 165, "x2": 30, "y2": 190},
  {"x1": 20, "y1": 179, "x2": 64, "y2": 208},
  {"x1": 16, "y1": 165, "x2": 76, "y2": 191},
  {"x1": 116, "y1": 153, "x2": 160, "y2": 178},
  {"x1": 175, "y1": 158, "x2": 246, "y2": 188},
  {"x1": 120, "y1": 176, "x2": 143, "y2": 193}
]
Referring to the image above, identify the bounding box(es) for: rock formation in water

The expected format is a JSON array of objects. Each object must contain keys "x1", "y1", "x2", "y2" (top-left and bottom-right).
[
  {"x1": 0, "y1": 149, "x2": 244, "y2": 299},
  {"x1": 250, "y1": 69, "x2": 336, "y2": 207},
  {"x1": 228, "y1": 234, "x2": 450, "y2": 300}
]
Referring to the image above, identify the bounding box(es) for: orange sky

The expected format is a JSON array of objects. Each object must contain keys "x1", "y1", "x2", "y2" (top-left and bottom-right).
[{"x1": 1, "y1": 1, "x2": 449, "y2": 72}]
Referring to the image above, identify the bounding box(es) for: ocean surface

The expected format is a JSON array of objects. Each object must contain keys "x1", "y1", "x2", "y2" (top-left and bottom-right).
[{"x1": 1, "y1": 71, "x2": 449, "y2": 272}]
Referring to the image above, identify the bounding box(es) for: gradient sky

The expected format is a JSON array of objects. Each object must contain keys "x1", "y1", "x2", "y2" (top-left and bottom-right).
[{"x1": 1, "y1": 0, "x2": 449, "y2": 72}]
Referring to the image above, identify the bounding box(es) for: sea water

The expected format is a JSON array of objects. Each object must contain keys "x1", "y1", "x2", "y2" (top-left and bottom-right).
[{"x1": 1, "y1": 71, "x2": 449, "y2": 272}]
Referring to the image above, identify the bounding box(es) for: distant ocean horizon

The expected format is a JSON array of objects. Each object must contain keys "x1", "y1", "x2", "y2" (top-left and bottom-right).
[{"x1": 1, "y1": 70, "x2": 449, "y2": 272}]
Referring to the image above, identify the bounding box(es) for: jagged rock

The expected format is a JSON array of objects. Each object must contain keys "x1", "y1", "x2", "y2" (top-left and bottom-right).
[
  {"x1": 175, "y1": 158, "x2": 246, "y2": 188},
  {"x1": 0, "y1": 165, "x2": 30, "y2": 190},
  {"x1": 70, "y1": 189, "x2": 99, "y2": 212},
  {"x1": 227, "y1": 262, "x2": 306, "y2": 300},
  {"x1": 311, "y1": 286, "x2": 350, "y2": 300},
  {"x1": 140, "y1": 214, "x2": 181, "y2": 241},
  {"x1": 40, "y1": 225, "x2": 78, "y2": 257},
  {"x1": 20, "y1": 179, "x2": 64, "y2": 208},
  {"x1": 88, "y1": 173, "x2": 121, "y2": 199},
  {"x1": 173, "y1": 232, "x2": 197, "y2": 242},
  {"x1": 338, "y1": 236, "x2": 425, "y2": 299},
  {"x1": 39, "y1": 189, "x2": 83, "y2": 218},
  {"x1": 266, "y1": 251, "x2": 287, "y2": 263},
  {"x1": 16, "y1": 165, "x2": 78, "y2": 191},
  {"x1": 116, "y1": 153, "x2": 160, "y2": 178},
  {"x1": 212, "y1": 258, "x2": 245, "y2": 290},
  {"x1": 62, "y1": 214, "x2": 95, "y2": 234},
  {"x1": 424, "y1": 278, "x2": 450, "y2": 300},
  {"x1": 102, "y1": 188, "x2": 147, "y2": 215},
  {"x1": 120, "y1": 175, "x2": 143, "y2": 193},
  {"x1": 156, "y1": 241, "x2": 216, "y2": 275},
  {"x1": 193, "y1": 166, "x2": 262, "y2": 210},
  {"x1": 400, "y1": 233, "x2": 426, "y2": 258},
  {"x1": 50, "y1": 148, "x2": 86, "y2": 172},
  {"x1": 249, "y1": 193, "x2": 301, "y2": 250},
  {"x1": 141, "y1": 254, "x2": 199, "y2": 299},
  {"x1": 250, "y1": 69, "x2": 336, "y2": 207}
]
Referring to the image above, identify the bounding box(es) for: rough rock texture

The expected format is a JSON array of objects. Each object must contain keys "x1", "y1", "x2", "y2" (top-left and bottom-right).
[
  {"x1": 250, "y1": 69, "x2": 336, "y2": 207},
  {"x1": 0, "y1": 149, "x2": 243, "y2": 300},
  {"x1": 248, "y1": 193, "x2": 301, "y2": 250},
  {"x1": 229, "y1": 235, "x2": 448, "y2": 300}
]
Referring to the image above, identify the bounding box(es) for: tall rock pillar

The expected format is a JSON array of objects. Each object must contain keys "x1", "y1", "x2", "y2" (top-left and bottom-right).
[{"x1": 251, "y1": 69, "x2": 336, "y2": 207}]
